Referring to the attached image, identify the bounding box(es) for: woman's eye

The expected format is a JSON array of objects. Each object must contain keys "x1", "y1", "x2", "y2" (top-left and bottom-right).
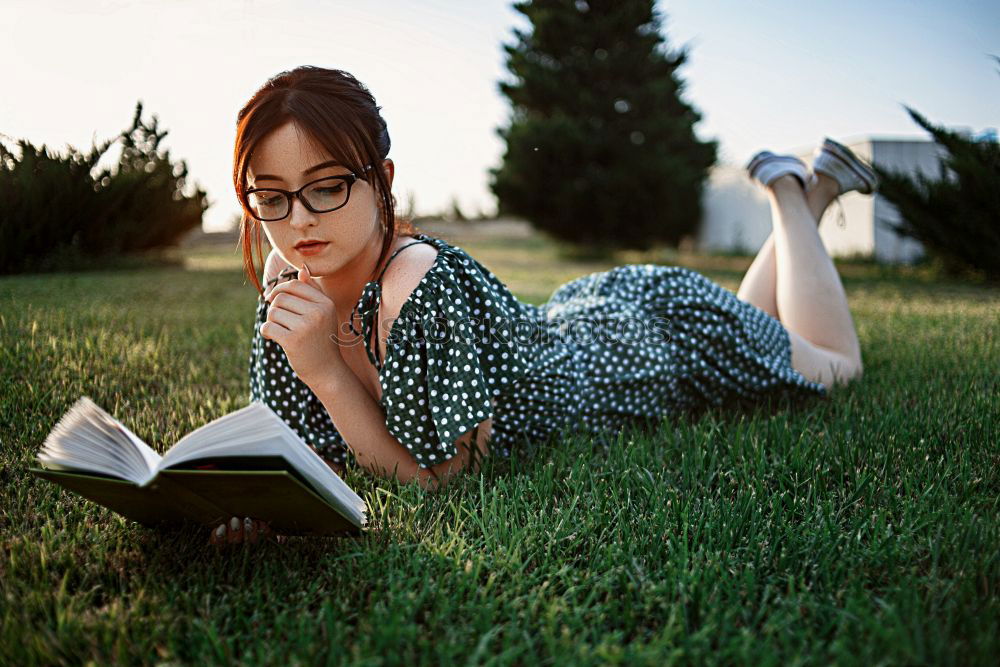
[{"x1": 318, "y1": 185, "x2": 344, "y2": 194}]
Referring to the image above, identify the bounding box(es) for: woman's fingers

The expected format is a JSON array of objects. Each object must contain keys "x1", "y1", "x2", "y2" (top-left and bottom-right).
[
  {"x1": 208, "y1": 517, "x2": 279, "y2": 546},
  {"x1": 255, "y1": 520, "x2": 274, "y2": 543},
  {"x1": 243, "y1": 516, "x2": 257, "y2": 543},
  {"x1": 226, "y1": 516, "x2": 243, "y2": 544},
  {"x1": 266, "y1": 306, "x2": 305, "y2": 330},
  {"x1": 259, "y1": 319, "x2": 291, "y2": 344},
  {"x1": 244, "y1": 517, "x2": 275, "y2": 543},
  {"x1": 265, "y1": 279, "x2": 327, "y2": 305},
  {"x1": 268, "y1": 291, "x2": 312, "y2": 315}
]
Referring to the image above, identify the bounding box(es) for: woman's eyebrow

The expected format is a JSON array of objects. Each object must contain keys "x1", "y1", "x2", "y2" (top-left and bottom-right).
[{"x1": 254, "y1": 159, "x2": 341, "y2": 182}]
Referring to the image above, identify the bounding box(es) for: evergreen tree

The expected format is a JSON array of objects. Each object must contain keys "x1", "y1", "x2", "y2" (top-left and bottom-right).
[
  {"x1": 490, "y1": 0, "x2": 717, "y2": 249},
  {"x1": 874, "y1": 116, "x2": 1000, "y2": 281},
  {"x1": 873, "y1": 56, "x2": 1000, "y2": 282}
]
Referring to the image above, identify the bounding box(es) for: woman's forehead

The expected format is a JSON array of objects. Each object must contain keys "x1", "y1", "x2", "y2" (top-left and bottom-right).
[{"x1": 248, "y1": 127, "x2": 340, "y2": 180}]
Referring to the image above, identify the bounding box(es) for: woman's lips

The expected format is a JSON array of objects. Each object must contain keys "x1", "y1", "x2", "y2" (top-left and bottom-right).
[{"x1": 295, "y1": 241, "x2": 329, "y2": 256}]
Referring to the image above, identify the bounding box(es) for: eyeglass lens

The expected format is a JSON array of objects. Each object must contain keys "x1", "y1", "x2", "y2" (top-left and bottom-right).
[{"x1": 247, "y1": 177, "x2": 349, "y2": 220}]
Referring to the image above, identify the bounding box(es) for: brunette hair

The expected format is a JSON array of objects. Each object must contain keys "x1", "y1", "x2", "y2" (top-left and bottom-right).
[{"x1": 233, "y1": 66, "x2": 419, "y2": 296}]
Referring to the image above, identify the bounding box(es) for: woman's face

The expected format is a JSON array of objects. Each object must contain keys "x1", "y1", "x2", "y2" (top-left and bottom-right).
[{"x1": 246, "y1": 120, "x2": 393, "y2": 278}]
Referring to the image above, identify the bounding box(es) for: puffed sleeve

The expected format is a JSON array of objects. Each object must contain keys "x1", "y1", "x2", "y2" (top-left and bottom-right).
[
  {"x1": 375, "y1": 244, "x2": 533, "y2": 468},
  {"x1": 248, "y1": 285, "x2": 352, "y2": 468}
]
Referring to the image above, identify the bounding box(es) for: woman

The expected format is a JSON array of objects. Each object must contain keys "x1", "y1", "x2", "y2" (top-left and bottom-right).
[{"x1": 211, "y1": 66, "x2": 871, "y2": 545}]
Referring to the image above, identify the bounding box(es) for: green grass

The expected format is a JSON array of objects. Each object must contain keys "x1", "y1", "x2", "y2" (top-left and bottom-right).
[{"x1": 2, "y1": 235, "x2": 998, "y2": 665}]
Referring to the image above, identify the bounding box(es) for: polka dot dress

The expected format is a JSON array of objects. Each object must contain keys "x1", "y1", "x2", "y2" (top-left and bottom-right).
[{"x1": 249, "y1": 233, "x2": 828, "y2": 470}]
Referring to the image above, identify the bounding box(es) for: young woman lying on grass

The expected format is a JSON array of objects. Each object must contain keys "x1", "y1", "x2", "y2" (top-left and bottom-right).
[{"x1": 211, "y1": 65, "x2": 870, "y2": 545}]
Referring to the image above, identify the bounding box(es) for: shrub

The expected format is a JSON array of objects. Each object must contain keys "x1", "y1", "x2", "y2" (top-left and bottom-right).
[
  {"x1": 873, "y1": 103, "x2": 1000, "y2": 282},
  {"x1": 0, "y1": 101, "x2": 208, "y2": 274}
]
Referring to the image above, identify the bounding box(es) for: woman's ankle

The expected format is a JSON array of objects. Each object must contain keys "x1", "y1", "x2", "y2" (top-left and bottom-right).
[
  {"x1": 766, "y1": 175, "x2": 806, "y2": 201},
  {"x1": 766, "y1": 174, "x2": 801, "y2": 193},
  {"x1": 806, "y1": 173, "x2": 840, "y2": 224}
]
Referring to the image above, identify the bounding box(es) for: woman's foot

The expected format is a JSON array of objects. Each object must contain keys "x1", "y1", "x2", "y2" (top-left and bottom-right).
[
  {"x1": 746, "y1": 150, "x2": 817, "y2": 191},
  {"x1": 811, "y1": 138, "x2": 878, "y2": 195}
]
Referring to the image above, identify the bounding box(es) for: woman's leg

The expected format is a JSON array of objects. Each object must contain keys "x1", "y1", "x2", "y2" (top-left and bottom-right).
[
  {"x1": 736, "y1": 180, "x2": 837, "y2": 318},
  {"x1": 766, "y1": 174, "x2": 863, "y2": 387}
]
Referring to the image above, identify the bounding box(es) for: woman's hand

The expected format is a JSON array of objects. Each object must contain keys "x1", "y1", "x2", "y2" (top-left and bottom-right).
[
  {"x1": 208, "y1": 516, "x2": 284, "y2": 547},
  {"x1": 261, "y1": 261, "x2": 346, "y2": 388}
]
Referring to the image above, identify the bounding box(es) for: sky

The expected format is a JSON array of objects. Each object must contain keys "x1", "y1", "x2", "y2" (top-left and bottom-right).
[{"x1": 2, "y1": 0, "x2": 998, "y2": 231}]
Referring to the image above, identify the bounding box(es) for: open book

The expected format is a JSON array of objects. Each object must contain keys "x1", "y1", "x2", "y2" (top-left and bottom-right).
[{"x1": 30, "y1": 397, "x2": 367, "y2": 536}]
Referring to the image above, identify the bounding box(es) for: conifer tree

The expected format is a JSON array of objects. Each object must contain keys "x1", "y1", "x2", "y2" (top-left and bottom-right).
[
  {"x1": 490, "y1": 0, "x2": 717, "y2": 249},
  {"x1": 874, "y1": 103, "x2": 1000, "y2": 281}
]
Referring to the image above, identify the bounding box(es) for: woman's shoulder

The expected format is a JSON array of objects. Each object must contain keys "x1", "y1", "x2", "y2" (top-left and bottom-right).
[
  {"x1": 382, "y1": 233, "x2": 523, "y2": 324},
  {"x1": 376, "y1": 235, "x2": 442, "y2": 326}
]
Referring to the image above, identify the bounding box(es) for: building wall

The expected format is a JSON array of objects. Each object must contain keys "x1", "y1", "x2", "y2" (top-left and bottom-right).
[
  {"x1": 870, "y1": 140, "x2": 947, "y2": 263},
  {"x1": 697, "y1": 164, "x2": 774, "y2": 254}
]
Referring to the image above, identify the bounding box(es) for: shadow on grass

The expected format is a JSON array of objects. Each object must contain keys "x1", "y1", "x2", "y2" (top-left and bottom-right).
[{"x1": 4, "y1": 247, "x2": 186, "y2": 277}]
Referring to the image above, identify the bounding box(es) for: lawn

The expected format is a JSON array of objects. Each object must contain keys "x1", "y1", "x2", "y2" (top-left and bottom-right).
[{"x1": 2, "y1": 228, "x2": 998, "y2": 665}]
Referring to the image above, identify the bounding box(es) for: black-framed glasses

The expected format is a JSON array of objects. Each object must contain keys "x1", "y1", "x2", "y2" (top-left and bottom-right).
[{"x1": 244, "y1": 164, "x2": 373, "y2": 222}]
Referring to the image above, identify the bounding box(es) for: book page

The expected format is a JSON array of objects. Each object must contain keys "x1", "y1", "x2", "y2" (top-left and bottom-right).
[
  {"x1": 108, "y1": 416, "x2": 161, "y2": 473},
  {"x1": 36, "y1": 397, "x2": 161, "y2": 484}
]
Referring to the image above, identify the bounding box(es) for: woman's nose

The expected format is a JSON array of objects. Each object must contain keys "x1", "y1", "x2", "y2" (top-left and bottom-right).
[{"x1": 287, "y1": 196, "x2": 319, "y2": 229}]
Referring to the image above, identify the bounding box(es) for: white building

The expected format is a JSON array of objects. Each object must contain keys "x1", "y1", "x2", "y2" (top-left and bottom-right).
[{"x1": 697, "y1": 136, "x2": 951, "y2": 263}]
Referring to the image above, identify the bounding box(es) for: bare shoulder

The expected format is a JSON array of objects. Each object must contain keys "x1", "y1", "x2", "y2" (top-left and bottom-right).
[
  {"x1": 379, "y1": 240, "x2": 440, "y2": 317},
  {"x1": 375, "y1": 240, "x2": 440, "y2": 355}
]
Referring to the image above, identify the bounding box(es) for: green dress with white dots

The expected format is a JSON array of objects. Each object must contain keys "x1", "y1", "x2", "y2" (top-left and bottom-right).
[{"x1": 248, "y1": 233, "x2": 827, "y2": 469}]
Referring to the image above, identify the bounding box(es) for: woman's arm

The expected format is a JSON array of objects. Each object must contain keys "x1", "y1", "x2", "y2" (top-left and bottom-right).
[
  {"x1": 310, "y1": 370, "x2": 493, "y2": 492},
  {"x1": 263, "y1": 248, "x2": 346, "y2": 477},
  {"x1": 261, "y1": 259, "x2": 490, "y2": 492}
]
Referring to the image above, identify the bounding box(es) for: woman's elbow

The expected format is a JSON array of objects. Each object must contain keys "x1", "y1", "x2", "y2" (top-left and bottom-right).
[
  {"x1": 364, "y1": 455, "x2": 456, "y2": 492},
  {"x1": 414, "y1": 444, "x2": 488, "y2": 492},
  {"x1": 412, "y1": 457, "x2": 475, "y2": 492},
  {"x1": 396, "y1": 420, "x2": 493, "y2": 492}
]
